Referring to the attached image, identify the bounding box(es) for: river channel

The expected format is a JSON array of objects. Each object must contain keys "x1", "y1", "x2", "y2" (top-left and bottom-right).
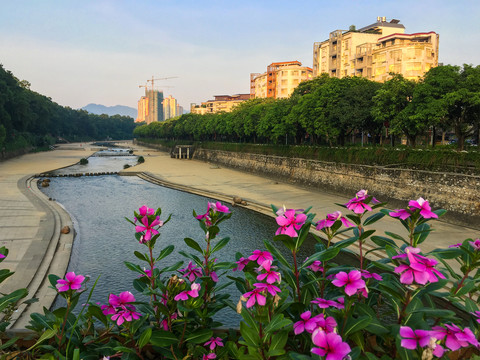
[{"x1": 39, "y1": 152, "x2": 316, "y2": 326}]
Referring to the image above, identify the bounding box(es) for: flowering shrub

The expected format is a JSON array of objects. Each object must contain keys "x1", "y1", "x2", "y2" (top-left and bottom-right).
[{"x1": 10, "y1": 191, "x2": 480, "y2": 360}]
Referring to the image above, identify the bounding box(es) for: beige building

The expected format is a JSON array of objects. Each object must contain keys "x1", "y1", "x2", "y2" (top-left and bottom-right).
[
  {"x1": 163, "y1": 95, "x2": 183, "y2": 120},
  {"x1": 313, "y1": 17, "x2": 439, "y2": 81},
  {"x1": 136, "y1": 96, "x2": 148, "y2": 123},
  {"x1": 190, "y1": 94, "x2": 250, "y2": 114},
  {"x1": 251, "y1": 61, "x2": 313, "y2": 99}
]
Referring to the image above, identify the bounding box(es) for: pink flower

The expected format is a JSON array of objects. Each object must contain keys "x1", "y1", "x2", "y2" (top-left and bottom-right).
[
  {"x1": 345, "y1": 190, "x2": 373, "y2": 214},
  {"x1": 248, "y1": 250, "x2": 273, "y2": 265},
  {"x1": 408, "y1": 198, "x2": 438, "y2": 219},
  {"x1": 0, "y1": 253, "x2": 5, "y2": 259},
  {"x1": 256, "y1": 260, "x2": 281, "y2": 284},
  {"x1": 275, "y1": 209, "x2": 307, "y2": 237},
  {"x1": 294, "y1": 311, "x2": 320, "y2": 334},
  {"x1": 204, "y1": 337, "x2": 223, "y2": 350},
  {"x1": 449, "y1": 243, "x2": 462, "y2": 248},
  {"x1": 331, "y1": 297, "x2": 345, "y2": 309},
  {"x1": 102, "y1": 291, "x2": 141, "y2": 326},
  {"x1": 331, "y1": 270, "x2": 366, "y2": 296},
  {"x1": 399, "y1": 326, "x2": 432, "y2": 349},
  {"x1": 316, "y1": 211, "x2": 354, "y2": 230},
  {"x1": 311, "y1": 298, "x2": 336, "y2": 309},
  {"x1": 253, "y1": 282, "x2": 281, "y2": 296},
  {"x1": 195, "y1": 203, "x2": 213, "y2": 226},
  {"x1": 233, "y1": 257, "x2": 250, "y2": 271},
  {"x1": 469, "y1": 239, "x2": 480, "y2": 250},
  {"x1": 210, "y1": 201, "x2": 230, "y2": 214},
  {"x1": 243, "y1": 288, "x2": 266, "y2": 308},
  {"x1": 431, "y1": 324, "x2": 479, "y2": 351},
  {"x1": 56, "y1": 272, "x2": 85, "y2": 292},
  {"x1": 360, "y1": 270, "x2": 382, "y2": 281},
  {"x1": 202, "y1": 354, "x2": 216, "y2": 360},
  {"x1": 389, "y1": 208, "x2": 412, "y2": 220},
  {"x1": 138, "y1": 205, "x2": 154, "y2": 217},
  {"x1": 306, "y1": 260, "x2": 324, "y2": 272},
  {"x1": 174, "y1": 283, "x2": 201, "y2": 301},
  {"x1": 179, "y1": 261, "x2": 203, "y2": 282},
  {"x1": 314, "y1": 313, "x2": 337, "y2": 333},
  {"x1": 471, "y1": 311, "x2": 480, "y2": 324},
  {"x1": 111, "y1": 308, "x2": 141, "y2": 326},
  {"x1": 394, "y1": 248, "x2": 445, "y2": 285},
  {"x1": 311, "y1": 329, "x2": 351, "y2": 360},
  {"x1": 135, "y1": 215, "x2": 163, "y2": 242}
]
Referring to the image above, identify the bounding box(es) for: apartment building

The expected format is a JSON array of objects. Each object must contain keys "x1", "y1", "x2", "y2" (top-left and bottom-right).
[
  {"x1": 135, "y1": 96, "x2": 148, "y2": 123},
  {"x1": 250, "y1": 61, "x2": 313, "y2": 99},
  {"x1": 190, "y1": 94, "x2": 250, "y2": 114},
  {"x1": 313, "y1": 17, "x2": 439, "y2": 81}
]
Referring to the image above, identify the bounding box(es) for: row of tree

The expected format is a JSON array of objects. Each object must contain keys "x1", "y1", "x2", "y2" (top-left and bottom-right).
[
  {"x1": 0, "y1": 64, "x2": 136, "y2": 151},
  {"x1": 134, "y1": 65, "x2": 480, "y2": 150}
]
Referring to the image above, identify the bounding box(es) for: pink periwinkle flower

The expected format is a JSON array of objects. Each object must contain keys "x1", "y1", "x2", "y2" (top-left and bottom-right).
[
  {"x1": 248, "y1": 250, "x2": 273, "y2": 265},
  {"x1": 408, "y1": 197, "x2": 438, "y2": 219},
  {"x1": 431, "y1": 324, "x2": 479, "y2": 351},
  {"x1": 331, "y1": 297, "x2": 345, "y2": 310},
  {"x1": 102, "y1": 291, "x2": 141, "y2": 326},
  {"x1": 135, "y1": 215, "x2": 163, "y2": 242},
  {"x1": 202, "y1": 354, "x2": 216, "y2": 360},
  {"x1": 311, "y1": 298, "x2": 337, "y2": 309},
  {"x1": 360, "y1": 269, "x2": 383, "y2": 281},
  {"x1": 254, "y1": 282, "x2": 281, "y2": 297},
  {"x1": 345, "y1": 189, "x2": 373, "y2": 214},
  {"x1": 331, "y1": 270, "x2": 366, "y2": 296},
  {"x1": 306, "y1": 260, "x2": 324, "y2": 272},
  {"x1": 233, "y1": 257, "x2": 250, "y2": 271},
  {"x1": 472, "y1": 311, "x2": 480, "y2": 324},
  {"x1": 294, "y1": 311, "x2": 321, "y2": 335},
  {"x1": 399, "y1": 326, "x2": 432, "y2": 349},
  {"x1": 314, "y1": 313, "x2": 338, "y2": 333},
  {"x1": 243, "y1": 287, "x2": 266, "y2": 308},
  {"x1": 174, "y1": 283, "x2": 201, "y2": 301},
  {"x1": 449, "y1": 243, "x2": 462, "y2": 248},
  {"x1": 209, "y1": 201, "x2": 230, "y2": 214},
  {"x1": 256, "y1": 260, "x2": 281, "y2": 284},
  {"x1": 56, "y1": 272, "x2": 85, "y2": 292},
  {"x1": 394, "y1": 247, "x2": 445, "y2": 285},
  {"x1": 0, "y1": 253, "x2": 5, "y2": 259},
  {"x1": 275, "y1": 208, "x2": 307, "y2": 237},
  {"x1": 160, "y1": 313, "x2": 177, "y2": 330},
  {"x1": 389, "y1": 208, "x2": 412, "y2": 220},
  {"x1": 204, "y1": 337, "x2": 224, "y2": 350},
  {"x1": 311, "y1": 329, "x2": 351, "y2": 360},
  {"x1": 316, "y1": 211, "x2": 354, "y2": 230},
  {"x1": 179, "y1": 261, "x2": 203, "y2": 282},
  {"x1": 469, "y1": 239, "x2": 480, "y2": 251}
]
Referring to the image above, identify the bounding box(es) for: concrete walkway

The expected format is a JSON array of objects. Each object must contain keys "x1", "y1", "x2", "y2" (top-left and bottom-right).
[{"x1": 0, "y1": 141, "x2": 478, "y2": 330}]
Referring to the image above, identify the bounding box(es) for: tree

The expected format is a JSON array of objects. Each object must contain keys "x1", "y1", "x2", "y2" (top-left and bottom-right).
[
  {"x1": 372, "y1": 74, "x2": 419, "y2": 146},
  {"x1": 412, "y1": 65, "x2": 480, "y2": 150}
]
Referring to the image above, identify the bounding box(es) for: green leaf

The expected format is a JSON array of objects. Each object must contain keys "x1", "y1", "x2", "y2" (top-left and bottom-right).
[
  {"x1": 72, "y1": 348, "x2": 80, "y2": 360},
  {"x1": 240, "y1": 321, "x2": 260, "y2": 347},
  {"x1": 113, "y1": 346, "x2": 136, "y2": 353},
  {"x1": 48, "y1": 274, "x2": 60, "y2": 288},
  {"x1": 363, "y1": 212, "x2": 385, "y2": 226},
  {"x1": 264, "y1": 314, "x2": 292, "y2": 335},
  {"x1": 454, "y1": 280, "x2": 476, "y2": 297},
  {"x1": 301, "y1": 247, "x2": 339, "y2": 269},
  {"x1": 211, "y1": 237, "x2": 230, "y2": 254},
  {"x1": 268, "y1": 330, "x2": 288, "y2": 355},
  {"x1": 240, "y1": 308, "x2": 259, "y2": 333},
  {"x1": 344, "y1": 315, "x2": 371, "y2": 336},
  {"x1": 371, "y1": 235, "x2": 398, "y2": 248},
  {"x1": 160, "y1": 261, "x2": 184, "y2": 273},
  {"x1": 184, "y1": 328, "x2": 213, "y2": 344},
  {"x1": 124, "y1": 261, "x2": 144, "y2": 275},
  {"x1": 429, "y1": 248, "x2": 463, "y2": 259},
  {"x1": 0, "y1": 288, "x2": 28, "y2": 313},
  {"x1": 412, "y1": 308, "x2": 456, "y2": 318},
  {"x1": 150, "y1": 330, "x2": 178, "y2": 347},
  {"x1": 156, "y1": 245, "x2": 175, "y2": 261},
  {"x1": 27, "y1": 328, "x2": 58, "y2": 351},
  {"x1": 264, "y1": 240, "x2": 291, "y2": 269},
  {"x1": 332, "y1": 236, "x2": 357, "y2": 249},
  {"x1": 184, "y1": 237, "x2": 203, "y2": 253},
  {"x1": 134, "y1": 251, "x2": 148, "y2": 262},
  {"x1": 138, "y1": 327, "x2": 152, "y2": 349},
  {"x1": 385, "y1": 231, "x2": 407, "y2": 243},
  {"x1": 0, "y1": 336, "x2": 19, "y2": 350},
  {"x1": 273, "y1": 234, "x2": 296, "y2": 251},
  {"x1": 359, "y1": 229, "x2": 376, "y2": 241}
]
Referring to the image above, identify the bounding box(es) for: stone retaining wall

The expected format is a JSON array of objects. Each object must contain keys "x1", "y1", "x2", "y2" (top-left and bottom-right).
[{"x1": 194, "y1": 149, "x2": 480, "y2": 229}]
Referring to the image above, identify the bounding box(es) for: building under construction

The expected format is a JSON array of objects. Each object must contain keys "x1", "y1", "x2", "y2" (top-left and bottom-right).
[{"x1": 136, "y1": 90, "x2": 164, "y2": 124}]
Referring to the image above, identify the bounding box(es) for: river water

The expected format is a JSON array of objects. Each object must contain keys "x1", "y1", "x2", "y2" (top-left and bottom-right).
[{"x1": 39, "y1": 154, "x2": 316, "y2": 326}]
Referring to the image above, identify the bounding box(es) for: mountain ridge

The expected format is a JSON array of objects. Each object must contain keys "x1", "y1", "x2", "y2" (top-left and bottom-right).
[{"x1": 81, "y1": 103, "x2": 137, "y2": 118}]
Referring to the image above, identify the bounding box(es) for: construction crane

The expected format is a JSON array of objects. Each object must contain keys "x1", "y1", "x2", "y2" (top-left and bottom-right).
[{"x1": 146, "y1": 76, "x2": 178, "y2": 92}]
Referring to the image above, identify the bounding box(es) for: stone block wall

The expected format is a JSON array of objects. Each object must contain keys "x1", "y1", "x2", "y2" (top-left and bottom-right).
[{"x1": 194, "y1": 149, "x2": 480, "y2": 229}]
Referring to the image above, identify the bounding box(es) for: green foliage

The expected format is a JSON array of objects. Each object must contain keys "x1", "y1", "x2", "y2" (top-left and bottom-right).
[
  {"x1": 79, "y1": 158, "x2": 88, "y2": 165},
  {"x1": 137, "y1": 155, "x2": 145, "y2": 163}
]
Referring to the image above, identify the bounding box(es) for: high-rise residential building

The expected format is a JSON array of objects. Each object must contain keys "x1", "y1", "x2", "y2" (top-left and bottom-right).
[
  {"x1": 176, "y1": 104, "x2": 183, "y2": 116},
  {"x1": 137, "y1": 90, "x2": 164, "y2": 124},
  {"x1": 136, "y1": 96, "x2": 148, "y2": 123},
  {"x1": 250, "y1": 61, "x2": 313, "y2": 99},
  {"x1": 190, "y1": 94, "x2": 251, "y2": 114},
  {"x1": 313, "y1": 17, "x2": 439, "y2": 82},
  {"x1": 163, "y1": 95, "x2": 182, "y2": 120}
]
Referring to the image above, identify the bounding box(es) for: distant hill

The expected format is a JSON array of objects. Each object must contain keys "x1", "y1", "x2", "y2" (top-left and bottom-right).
[{"x1": 81, "y1": 103, "x2": 137, "y2": 118}]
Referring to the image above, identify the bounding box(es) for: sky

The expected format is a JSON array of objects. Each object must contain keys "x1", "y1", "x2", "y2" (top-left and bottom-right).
[{"x1": 1, "y1": 0, "x2": 479, "y2": 112}]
